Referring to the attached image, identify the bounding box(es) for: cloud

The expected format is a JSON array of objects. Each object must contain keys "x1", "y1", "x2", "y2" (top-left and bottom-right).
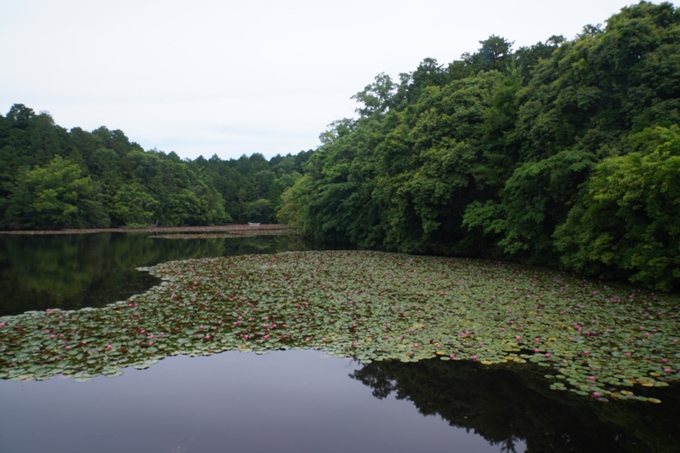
[{"x1": 0, "y1": 0, "x2": 658, "y2": 160}]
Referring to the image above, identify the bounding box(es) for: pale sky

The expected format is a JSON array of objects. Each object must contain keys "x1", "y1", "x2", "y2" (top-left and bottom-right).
[{"x1": 1, "y1": 0, "x2": 670, "y2": 160}]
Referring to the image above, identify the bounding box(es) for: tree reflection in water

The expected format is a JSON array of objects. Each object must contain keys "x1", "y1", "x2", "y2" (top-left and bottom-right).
[
  {"x1": 0, "y1": 232, "x2": 316, "y2": 315},
  {"x1": 350, "y1": 358, "x2": 680, "y2": 453}
]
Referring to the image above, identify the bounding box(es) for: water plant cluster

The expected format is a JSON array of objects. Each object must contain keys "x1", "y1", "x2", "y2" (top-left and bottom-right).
[{"x1": 0, "y1": 251, "x2": 678, "y2": 402}]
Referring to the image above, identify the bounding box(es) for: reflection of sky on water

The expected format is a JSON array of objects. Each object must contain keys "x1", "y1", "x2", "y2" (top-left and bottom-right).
[{"x1": 0, "y1": 350, "x2": 519, "y2": 453}]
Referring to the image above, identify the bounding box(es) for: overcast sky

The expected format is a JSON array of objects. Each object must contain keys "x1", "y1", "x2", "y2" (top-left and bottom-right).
[{"x1": 1, "y1": 0, "x2": 671, "y2": 160}]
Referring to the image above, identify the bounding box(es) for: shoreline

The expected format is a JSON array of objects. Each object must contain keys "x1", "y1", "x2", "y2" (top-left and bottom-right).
[{"x1": 0, "y1": 224, "x2": 291, "y2": 235}]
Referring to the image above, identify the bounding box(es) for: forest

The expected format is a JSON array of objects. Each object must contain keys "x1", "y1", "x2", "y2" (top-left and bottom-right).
[
  {"x1": 1, "y1": 2, "x2": 678, "y2": 291},
  {"x1": 0, "y1": 109, "x2": 311, "y2": 229},
  {"x1": 279, "y1": 1, "x2": 680, "y2": 291}
]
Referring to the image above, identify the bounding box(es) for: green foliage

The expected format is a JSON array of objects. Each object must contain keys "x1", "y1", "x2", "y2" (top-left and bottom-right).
[
  {"x1": 4, "y1": 156, "x2": 106, "y2": 229},
  {"x1": 111, "y1": 183, "x2": 159, "y2": 228},
  {"x1": 512, "y1": 1, "x2": 680, "y2": 161},
  {"x1": 464, "y1": 150, "x2": 598, "y2": 264},
  {"x1": 0, "y1": 105, "x2": 312, "y2": 230},
  {"x1": 280, "y1": 2, "x2": 680, "y2": 290},
  {"x1": 242, "y1": 198, "x2": 274, "y2": 223},
  {"x1": 555, "y1": 126, "x2": 680, "y2": 290},
  {"x1": 196, "y1": 151, "x2": 310, "y2": 224}
]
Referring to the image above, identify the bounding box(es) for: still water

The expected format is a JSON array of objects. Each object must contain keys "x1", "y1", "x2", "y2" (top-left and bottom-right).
[
  {"x1": 0, "y1": 233, "x2": 678, "y2": 452},
  {"x1": 0, "y1": 233, "x2": 318, "y2": 316},
  {"x1": 1, "y1": 351, "x2": 504, "y2": 453}
]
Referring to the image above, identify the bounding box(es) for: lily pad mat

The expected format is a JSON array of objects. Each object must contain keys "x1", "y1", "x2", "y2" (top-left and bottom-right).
[{"x1": 1, "y1": 251, "x2": 678, "y2": 401}]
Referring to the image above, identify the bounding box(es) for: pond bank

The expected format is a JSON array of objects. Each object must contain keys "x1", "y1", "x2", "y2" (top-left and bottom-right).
[{"x1": 0, "y1": 224, "x2": 291, "y2": 235}]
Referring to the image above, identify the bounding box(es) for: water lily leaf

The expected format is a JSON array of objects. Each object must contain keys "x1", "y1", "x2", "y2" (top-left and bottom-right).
[{"x1": 0, "y1": 250, "x2": 677, "y2": 404}]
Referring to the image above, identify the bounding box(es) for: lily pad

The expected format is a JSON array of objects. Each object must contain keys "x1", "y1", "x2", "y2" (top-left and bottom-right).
[{"x1": 0, "y1": 251, "x2": 678, "y2": 403}]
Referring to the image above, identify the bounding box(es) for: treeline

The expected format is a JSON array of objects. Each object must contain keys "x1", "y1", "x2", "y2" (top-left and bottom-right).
[
  {"x1": 279, "y1": 1, "x2": 680, "y2": 290},
  {"x1": 0, "y1": 106, "x2": 311, "y2": 229},
  {"x1": 2, "y1": 2, "x2": 678, "y2": 291}
]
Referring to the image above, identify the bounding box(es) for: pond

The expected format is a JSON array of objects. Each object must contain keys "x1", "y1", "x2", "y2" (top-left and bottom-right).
[{"x1": 0, "y1": 233, "x2": 678, "y2": 452}]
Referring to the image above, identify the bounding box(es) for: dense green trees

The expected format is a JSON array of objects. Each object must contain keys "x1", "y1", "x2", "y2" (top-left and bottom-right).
[
  {"x1": 555, "y1": 126, "x2": 680, "y2": 290},
  {"x1": 5, "y1": 155, "x2": 105, "y2": 229},
  {"x1": 191, "y1": 150, "x2": 310, "y2": 223},
  {"x1": 1, "y1": 2, "x2": 678, "y2": 290},
  {"x1": 0, "y1": 106, "x2": 310, "y2": 229},
  {"x1": 280, "y1": 1, "x2": 680, "y2": 290}
]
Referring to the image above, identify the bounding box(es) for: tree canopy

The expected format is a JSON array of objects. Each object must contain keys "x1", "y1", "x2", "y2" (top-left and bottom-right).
[
  {"x1": 0, "y1": 106, "x2": 311, "y2": 229},
  {"x1": 2, "y1": 2, "x2": 678, "y2": 291},
  {"x1": 279, "y1": 1, "x2": 680, "y2": 290}
]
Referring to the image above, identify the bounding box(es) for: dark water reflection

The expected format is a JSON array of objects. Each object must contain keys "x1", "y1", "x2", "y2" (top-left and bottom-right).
[
  {"x1": 352, "y1": 358, "x2": 680, "y2": 453},
  {"x1": 0, "y1": 350, "x2": 509, "y2": 453},
  {"x1": 0, "y1": 233, "x2": 318, "y2": 316},
  {"x1": 2, "y1": 348, "x2": 678, "y2": 453}
]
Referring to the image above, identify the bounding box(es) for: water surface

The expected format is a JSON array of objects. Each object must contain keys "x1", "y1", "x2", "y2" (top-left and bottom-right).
[
  {"x1": 0, "y1": 233, "x2": 314, "y2": 315},
  {"x1": 0, "y1": 350, "x2": 510, "y2": 453},
  {"x1": 0, "y1": 233, "x2": 678, "y2": 452}
]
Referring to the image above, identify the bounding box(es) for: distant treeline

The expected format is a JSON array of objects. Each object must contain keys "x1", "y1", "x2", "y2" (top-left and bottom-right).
[
  {"x1": 0, "y1": 108, "x2": 311, "y2": 229},
  {"x1": 279, "y1": 1, "x2": 680, "y2": 291},
  {"x1": 2, "y1": 1, "x2": 679, "y2": 291}
]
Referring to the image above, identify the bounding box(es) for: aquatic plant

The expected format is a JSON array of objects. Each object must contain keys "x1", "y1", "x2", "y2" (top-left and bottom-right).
[{"x1": 0, "y1": 251, "x2": 678, "y2": 402}]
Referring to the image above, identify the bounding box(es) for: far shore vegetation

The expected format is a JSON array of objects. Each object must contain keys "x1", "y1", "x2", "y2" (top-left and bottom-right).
[{"x1": 1, "y1": 2, "x2": 679, "y2": 291}]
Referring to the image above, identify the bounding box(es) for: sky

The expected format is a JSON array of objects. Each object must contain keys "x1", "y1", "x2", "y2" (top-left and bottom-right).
[{"x1": 1, "y1": 0, "x2": 672, "y2": 161}]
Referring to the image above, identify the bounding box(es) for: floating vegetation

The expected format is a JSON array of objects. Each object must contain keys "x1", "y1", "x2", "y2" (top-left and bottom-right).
[{"x1": 0, "y1": 251, "x2": 678, "y2": 402}]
